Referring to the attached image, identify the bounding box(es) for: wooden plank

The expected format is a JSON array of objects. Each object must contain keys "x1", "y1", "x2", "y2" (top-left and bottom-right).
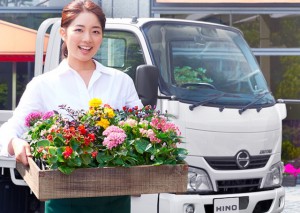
[{"x1": 16, "y1": 158, "x2": 188, "y2": 200}]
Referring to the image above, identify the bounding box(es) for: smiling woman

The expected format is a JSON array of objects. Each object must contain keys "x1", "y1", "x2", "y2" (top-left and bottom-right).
[{"x1": 0, "y1": 0, "x2": 142, "y2": 213}]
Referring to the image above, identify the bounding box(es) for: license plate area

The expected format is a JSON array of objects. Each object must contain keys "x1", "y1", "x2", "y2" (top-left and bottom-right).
[{"x1": 214, "y1": 197, "x2": 239, "y2": 213}]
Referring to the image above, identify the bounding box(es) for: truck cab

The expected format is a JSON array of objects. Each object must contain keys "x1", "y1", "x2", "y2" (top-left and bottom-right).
[{"x1": 2, "y1": 17, "x2": 287, "y2": 213}]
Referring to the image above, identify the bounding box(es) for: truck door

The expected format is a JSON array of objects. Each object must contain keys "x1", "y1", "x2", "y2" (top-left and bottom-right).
[{"x1": 96, "y1": 30, "x2": 146, "y2": 84}]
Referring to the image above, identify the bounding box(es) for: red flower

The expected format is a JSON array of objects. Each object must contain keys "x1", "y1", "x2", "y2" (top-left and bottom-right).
[
  {"x1": 78, "y1": 125, "x2": 87, "y2": 135},
  {"x1": 91, "y1": 151, "x2": 98, "y2": 158},
  {"x1": 47, "y1": 134, "x2": 53, "y2": 141},
  {"x1": 104, "y1": 104, "x2": 112, "y2": 108},
  {"x1": 63, "y1": 146, "x2": 73, "y2": 159},
  {"x1": 37, "y1": 146, "x2": 44, "y2": 153},
  {"x1": 88, "y1": 133, "x2": 95, "y2": 141},
  {"x1": 84, "y1": 137, "x2": 91, "y2": 146},
  {"x1": 69, "y1": 126, "x2": 76, "y2": 133}
]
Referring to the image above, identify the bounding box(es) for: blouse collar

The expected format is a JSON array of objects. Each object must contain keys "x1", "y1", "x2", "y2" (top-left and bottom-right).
[{"x1": 58, "y1": 59, "x2": 113, "y2": 76}]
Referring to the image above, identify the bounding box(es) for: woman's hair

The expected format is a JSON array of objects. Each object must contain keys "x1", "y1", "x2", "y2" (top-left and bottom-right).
[{"x1": 60, "y1": 0, "x2": 106, "y2": 58}]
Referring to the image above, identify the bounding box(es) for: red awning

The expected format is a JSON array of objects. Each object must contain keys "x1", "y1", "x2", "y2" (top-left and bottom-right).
[
  {"x1": 0, "y1": 55, "x2": 35, "y2": 62},
  {"x1": 0, "y1": 20, "x2": 49, "y2": 62}
]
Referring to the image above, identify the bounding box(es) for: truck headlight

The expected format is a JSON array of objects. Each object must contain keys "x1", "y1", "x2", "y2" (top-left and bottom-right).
[
  {"x1": 187, "y1": 167, "x2": 213, "y2": 192},
  {"x1": 263, "y1": 161, "x2": 283, "y2": 188}
]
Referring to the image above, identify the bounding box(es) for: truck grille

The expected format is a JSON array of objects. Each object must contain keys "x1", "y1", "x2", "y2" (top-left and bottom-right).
[
  {"x1": 204, "y1": 155, "x2": 270, "y2": 170},
  {"x1": 217, "y1": 178, "x2": 261, "y2": 194}
]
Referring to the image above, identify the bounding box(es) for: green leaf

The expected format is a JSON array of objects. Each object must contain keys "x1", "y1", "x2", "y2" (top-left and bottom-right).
[
  {"x1": 37, "y1": 140, "x2": 50, "y2": 147},
  {"x1": 82, "y1": 146, "x2": 93, "y2": 153},
  {"x1": 68, "y1": 157, "x2": 82, "y2": 167},
  {"x1": 124, "y1": 156, "x2": 138, "y2": 165},
  {"x1": 48, "y1": 155, "x2": 58, "y2": 164},
  {"x1": 114, "y1": 158, "x2": 124, "y2": 166},
  {"x1": 81, "y1": 153, "x2": 92, "y2": 165},
  {"x1": 153, "y1": 158, "x2": 164, "y2": 165},
  {"x1": 96, "y1": 152, "x2": 114, "y2": 164},
  {"x1": 145, "y1": 143, "x2": 152, "y2": 152},
  {"x1": 56, "y1": 148, "x2": 64, "y2": 162},
  {"x1": 164, "y1": 159, "x2": 176, "y2": 165},
  {"x1": 129, "y1": 139, "x2": 135, "y2": 145},
  {"x1": 58, "y1": 165, "x2": 75, "y2": 175},
  {"x1": 70, "y1": 139, "x2": 80, "y2": 151},
  {"x1": 48, "y1": 147, "x2": 57, "y2": 155},
  {"x1": 54, "y1": 136, "x2": 65, "y2": 146},
  {"x1": 134, "y1": 139, "x2": 149, "y2": 154},
  {"x1": 116, "y1": 149, "x2": 127, "y2": 156},
  {"x1": 175, "y1": 148, "x2": 188, "y2": 161}
]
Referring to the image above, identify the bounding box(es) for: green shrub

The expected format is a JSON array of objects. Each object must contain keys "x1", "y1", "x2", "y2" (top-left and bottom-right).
[
  {"x1": 0, "y1": 83, "x2": 8, "y2": 109},
  {"x1": 282, "y1": 140, "x2": 300, "y2": 164},
  {"x1": 174, "y1": 66, "x2": 213, "y2": 85}
]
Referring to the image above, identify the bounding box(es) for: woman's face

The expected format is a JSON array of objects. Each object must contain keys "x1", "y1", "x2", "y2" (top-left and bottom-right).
[{"x1": 60, "y1": 11, "x2": 103, "y2": 65}]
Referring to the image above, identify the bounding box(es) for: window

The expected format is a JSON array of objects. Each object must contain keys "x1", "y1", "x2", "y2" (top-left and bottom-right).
[{"x1": 96, "y1": 31, "x2": 145, "y2": 82}]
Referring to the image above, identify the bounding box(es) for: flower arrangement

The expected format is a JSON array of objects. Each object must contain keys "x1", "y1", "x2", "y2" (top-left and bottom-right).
[
  {"x1": 23, "y1": 98, "x2": 187, "y2": 175},
  {"x1": 284, "y1": 163, "x2": 300, "y2": 177}
]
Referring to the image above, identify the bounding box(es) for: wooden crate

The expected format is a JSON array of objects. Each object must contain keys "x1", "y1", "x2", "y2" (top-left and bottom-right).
[{"x1": 16, "y1": 158, "x2": 188, "y2": 200}]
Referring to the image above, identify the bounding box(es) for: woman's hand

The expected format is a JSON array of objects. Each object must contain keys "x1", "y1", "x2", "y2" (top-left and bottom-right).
[{"x1": 9, "y1": 138, "x2": 32, "y2": 166}]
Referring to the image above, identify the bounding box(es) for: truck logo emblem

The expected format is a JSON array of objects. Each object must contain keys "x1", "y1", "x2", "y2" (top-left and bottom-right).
[{"x1": 236, "y1": 150, "x2": 250, "y2": 169}]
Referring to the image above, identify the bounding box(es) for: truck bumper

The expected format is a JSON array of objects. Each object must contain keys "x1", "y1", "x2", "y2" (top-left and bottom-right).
[{"x1": 158, "y1": 187, "x2": 285, "y2": 213}]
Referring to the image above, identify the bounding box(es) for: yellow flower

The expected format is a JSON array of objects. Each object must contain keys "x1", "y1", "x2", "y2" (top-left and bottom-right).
[
  {"x1": 89, "y1": 108, "x2": 95, "y2": 115},
  {"x1": 104, "y1": 107, "x2": 115, "y2": 118},
  {"x1": 89, "y1": 98, "x2": 102, "y2": 108},
  {"x1": 96, "y1": 118, "x2": 110, "y2": 129}
]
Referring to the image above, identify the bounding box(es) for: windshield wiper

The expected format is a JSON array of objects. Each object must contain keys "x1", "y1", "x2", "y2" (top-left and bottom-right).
[
  {"x1": 238, "y1": 91, "x2": 271, "y2": 115},
  {"x1": 189, "y1": 93, "x2": 226, "y2": 111}
]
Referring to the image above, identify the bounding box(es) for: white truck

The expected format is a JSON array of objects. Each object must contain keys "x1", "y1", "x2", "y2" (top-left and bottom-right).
[{"x1": 0, "y1": 17, "x2": 287, "y2": 213}]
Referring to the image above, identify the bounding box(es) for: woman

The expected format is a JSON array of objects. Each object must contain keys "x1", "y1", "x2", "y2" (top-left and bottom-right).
[{"x1": 0, "y1": 0, "x2": 142, "y2": 212}]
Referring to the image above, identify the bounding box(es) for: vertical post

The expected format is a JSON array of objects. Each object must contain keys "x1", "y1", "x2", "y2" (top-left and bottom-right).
[
  {"x1": 259, "y1": 15, "x2": 271, "y2": 87},
  {"x1": 12, "y1": 62, "x2": 16, "y2": 109}
]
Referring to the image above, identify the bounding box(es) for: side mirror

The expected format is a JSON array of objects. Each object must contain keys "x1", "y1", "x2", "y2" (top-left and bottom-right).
[{"x1": 135, "y1": 65, "x2": 159, "y2": 107}]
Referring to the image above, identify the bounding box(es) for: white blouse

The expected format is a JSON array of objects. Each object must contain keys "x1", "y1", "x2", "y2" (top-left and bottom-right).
[{"x1": 0, "y1": 59, "x2": 142, "y2": 156}]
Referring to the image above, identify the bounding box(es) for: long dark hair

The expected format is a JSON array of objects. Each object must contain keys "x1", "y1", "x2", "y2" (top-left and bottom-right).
[{"x1": 60, "y1": 0, "x2": 106, "y2": 58}]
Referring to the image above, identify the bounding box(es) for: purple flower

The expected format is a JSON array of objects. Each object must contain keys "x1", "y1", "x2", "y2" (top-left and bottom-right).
[{"x1": 25, "y1": 112, "x2": 43, "y2": 127}]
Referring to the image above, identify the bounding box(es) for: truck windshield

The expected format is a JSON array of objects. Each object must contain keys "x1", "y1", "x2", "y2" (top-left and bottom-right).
[{"x1": 142, "y1": 21, "x2": 275, "y2": 109}]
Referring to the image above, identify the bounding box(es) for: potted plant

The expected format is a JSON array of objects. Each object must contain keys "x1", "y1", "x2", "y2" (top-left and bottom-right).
[
  {"x1": 282, "y1": 164, "x2": 300, "y2": 187},
  {"x1": 16, "y1": 98, "x2": 189, "y2": 200}
]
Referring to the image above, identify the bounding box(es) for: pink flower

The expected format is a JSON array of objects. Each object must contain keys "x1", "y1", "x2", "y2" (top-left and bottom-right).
[
  {"x1": 162, "y1": 122, "x2": 181, "y2": 135},
  {"x1": 147, "y1": 129, "x2": 161, "y2": 143},
  {"x1": 123, "y1": 118, "x2": 138, "y2": 127},
  {"x1": 42, "y1": 111, "x2": 54, "y2": 120},
  {"x1": 103, "y1": 125, "x2": 126, "y2": 149},
  {"x1": 25, "y1": 111, "x2": 43, "y2": 127},
  {"x1": 284, "y1": 164, "x2": 300, "y2": 177},
  {"x1": 139, "y1": 128, "x2": 161, "y2": 143},
  {"x1": 150, "y1": 116, "x2": 167, "y2": 130}
]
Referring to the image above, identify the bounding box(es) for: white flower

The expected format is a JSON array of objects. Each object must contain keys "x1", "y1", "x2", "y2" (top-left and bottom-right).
[{"x1": 40, "y1": 130, "x2": 47, "y2": 136}]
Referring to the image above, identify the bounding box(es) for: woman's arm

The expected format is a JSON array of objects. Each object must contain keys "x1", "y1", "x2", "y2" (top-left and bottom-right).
[{"x1": 0, "y1": 76, "x2": 43, "y2": 164}]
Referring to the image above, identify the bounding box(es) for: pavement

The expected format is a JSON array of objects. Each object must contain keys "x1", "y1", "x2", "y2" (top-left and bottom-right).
[{"x1": 283, "y1": 185, "x2": 300, "y2": 213}]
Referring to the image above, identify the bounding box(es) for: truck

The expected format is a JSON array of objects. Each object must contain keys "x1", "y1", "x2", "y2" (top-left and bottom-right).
[{"x1": 0, "y1": 17, "x2": 287, "y2": 213}]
